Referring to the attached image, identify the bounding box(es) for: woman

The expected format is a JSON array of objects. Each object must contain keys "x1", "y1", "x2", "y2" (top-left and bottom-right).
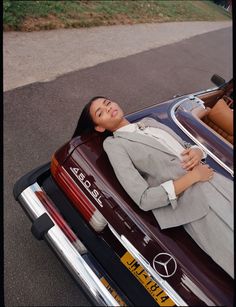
[{"x1": 73, "y1": 96, "x2": 234, "y2": 278}]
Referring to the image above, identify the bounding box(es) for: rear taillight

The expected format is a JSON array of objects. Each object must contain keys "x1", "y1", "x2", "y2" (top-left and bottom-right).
[
  {"x1": 51, "y1": 154, "x2": 59, "y2": 178},
  {"x1": 51, "y1": 155, "x2": 107, "y2": 232}
]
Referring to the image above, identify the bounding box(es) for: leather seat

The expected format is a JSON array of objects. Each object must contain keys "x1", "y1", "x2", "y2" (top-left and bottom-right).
[{"x1": 202, "y1": 98, "x2": 233, "y2": 144}]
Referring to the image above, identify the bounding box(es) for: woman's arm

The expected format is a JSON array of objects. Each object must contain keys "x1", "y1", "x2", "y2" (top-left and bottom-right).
[
  {"x1": 104, "y1": 137, "x2": 213, "y2": 212},
  {"x1": 104, "y1": 137, "x2": 174, "y2": 211},
  {"x1": 173, "y1": 163, "x2": 214, "y2": 195}
]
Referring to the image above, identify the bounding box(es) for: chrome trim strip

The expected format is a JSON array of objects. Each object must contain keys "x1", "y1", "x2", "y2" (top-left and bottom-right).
[
  {"x1": 18, "y1": 183, "x2": 121, "y2": 306},
  {"x1": 108, "y1": 224, "x2": 188, "y2": 306},
  {"x1": 170, "y1": 98, "x2": 233, "y2": 177},
  {"x1": 181, "y1": 275, "x2": 215, "y2": 306}
]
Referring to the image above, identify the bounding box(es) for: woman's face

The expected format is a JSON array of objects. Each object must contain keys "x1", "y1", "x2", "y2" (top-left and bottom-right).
[{"x1": 89, "y1": 97, "x2": 125, "y2": 132}]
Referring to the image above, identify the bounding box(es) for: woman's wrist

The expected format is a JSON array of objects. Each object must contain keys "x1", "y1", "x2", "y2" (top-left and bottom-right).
[
  {"x1": 173, "y1": 170, "x2": 199, "y2": 196},
  {"x1": 189, "y1": 168, "x2": 200, "y2": 184}
]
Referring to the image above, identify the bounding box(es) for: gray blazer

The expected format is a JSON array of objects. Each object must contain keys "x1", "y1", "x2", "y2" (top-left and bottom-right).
[{"x1": 103, "y1": 117, "x2": 233, "y2": 229}]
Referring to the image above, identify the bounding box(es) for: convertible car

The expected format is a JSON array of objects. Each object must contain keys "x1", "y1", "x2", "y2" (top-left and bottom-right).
[{"x1": 13, "y1": 74, "x2": 233, "y2": 306}]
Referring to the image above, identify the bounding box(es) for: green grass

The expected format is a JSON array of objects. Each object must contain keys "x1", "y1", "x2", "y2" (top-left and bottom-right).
[{"x1": 3, "y1": 0, "x2": 232, "y2": 31}]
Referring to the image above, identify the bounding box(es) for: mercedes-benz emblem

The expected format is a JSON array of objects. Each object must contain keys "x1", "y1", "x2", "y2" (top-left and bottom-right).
[{"x1": 153, "y1": 253, "x2": 177, "y2": 278}]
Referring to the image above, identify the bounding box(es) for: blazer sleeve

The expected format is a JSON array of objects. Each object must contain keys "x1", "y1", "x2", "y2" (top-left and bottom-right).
[{"x1": 103, "y1": 137, "x2": 175, "y2": 211}]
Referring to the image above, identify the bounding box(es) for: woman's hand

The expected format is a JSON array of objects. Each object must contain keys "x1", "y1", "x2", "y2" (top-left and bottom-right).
[
  {"x1": 173, "y1": 163, "x2": 214, "y2": 196},
  {"x1": 181, "y1": 148, "x2": 203, "y2": 170},
  {"x1": 191, "y1": 164, "x2": 214, "y2": 182}
]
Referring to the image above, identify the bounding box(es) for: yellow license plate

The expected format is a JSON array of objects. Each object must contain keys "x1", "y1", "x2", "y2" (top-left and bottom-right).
[
  {"x1": 100, "y1": 276, "x2": 127, "y2": 306},
  {"x1": 121, "y1": 252, "x2": 175, "y2": 306}
]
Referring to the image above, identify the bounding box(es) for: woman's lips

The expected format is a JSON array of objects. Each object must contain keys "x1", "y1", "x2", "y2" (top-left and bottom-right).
[{"x1": 111, "y1": 109, "x2": 118, "y2": 117}]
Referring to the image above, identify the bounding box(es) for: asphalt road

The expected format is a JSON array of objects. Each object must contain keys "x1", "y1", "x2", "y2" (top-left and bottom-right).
[
  {"x1": 3, "y1": 21, "x2": 231, "y2": 91},
  {"x1": 4, "y1": 26, "x2": 232, "y2": 306}
]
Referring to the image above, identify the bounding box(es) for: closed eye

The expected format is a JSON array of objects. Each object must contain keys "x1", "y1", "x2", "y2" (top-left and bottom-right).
[{"x1": 96, "y1": 99, "x2": 111, "y2": 117}]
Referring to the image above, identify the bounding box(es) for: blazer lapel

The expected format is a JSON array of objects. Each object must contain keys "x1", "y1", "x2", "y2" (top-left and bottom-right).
[
  {"x1": 113, "y1": 119, "x2": 178, "y2": 156},
  {"x1": 141, "y1": 117, "x2": 185, "y2": 144}
]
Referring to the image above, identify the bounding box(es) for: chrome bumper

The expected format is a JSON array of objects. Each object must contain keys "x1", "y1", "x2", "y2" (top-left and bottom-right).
[{"x1": 18, "y1": 182, "x2": 122, "y2": 306}]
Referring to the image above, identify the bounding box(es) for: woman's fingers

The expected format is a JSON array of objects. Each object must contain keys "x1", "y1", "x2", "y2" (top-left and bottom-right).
[{"x1": 182, "y1": 156, "x2": 198, "y2": 170}]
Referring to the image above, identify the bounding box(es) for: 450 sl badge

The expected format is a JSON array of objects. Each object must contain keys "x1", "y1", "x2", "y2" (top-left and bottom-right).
[{"x1": 70, "y1": 167, "x2": 103, "y2": 207}]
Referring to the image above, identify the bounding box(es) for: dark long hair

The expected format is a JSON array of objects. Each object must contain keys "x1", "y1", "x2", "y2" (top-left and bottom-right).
[{"x1": 72, "y1": 96, "x2": 107, "y2": 138}]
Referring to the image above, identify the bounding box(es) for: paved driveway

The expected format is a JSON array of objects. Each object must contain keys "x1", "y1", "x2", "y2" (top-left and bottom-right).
[
  {"x1": 4, "y1": 26, "x2": 232, "y2": 306},
  {"x1": 3, "y1": 21, "x2": 231, "y2": 91}
]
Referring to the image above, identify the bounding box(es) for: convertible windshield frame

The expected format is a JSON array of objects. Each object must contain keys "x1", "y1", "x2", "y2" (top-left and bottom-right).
[{"x1": 170, "y1": 97, "x2": 233, "y2": 177}]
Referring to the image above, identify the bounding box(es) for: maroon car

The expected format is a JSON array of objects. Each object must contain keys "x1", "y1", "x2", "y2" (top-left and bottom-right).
[{"x1": 13, "y1": 75, "x2": 233, "y2": 306}]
